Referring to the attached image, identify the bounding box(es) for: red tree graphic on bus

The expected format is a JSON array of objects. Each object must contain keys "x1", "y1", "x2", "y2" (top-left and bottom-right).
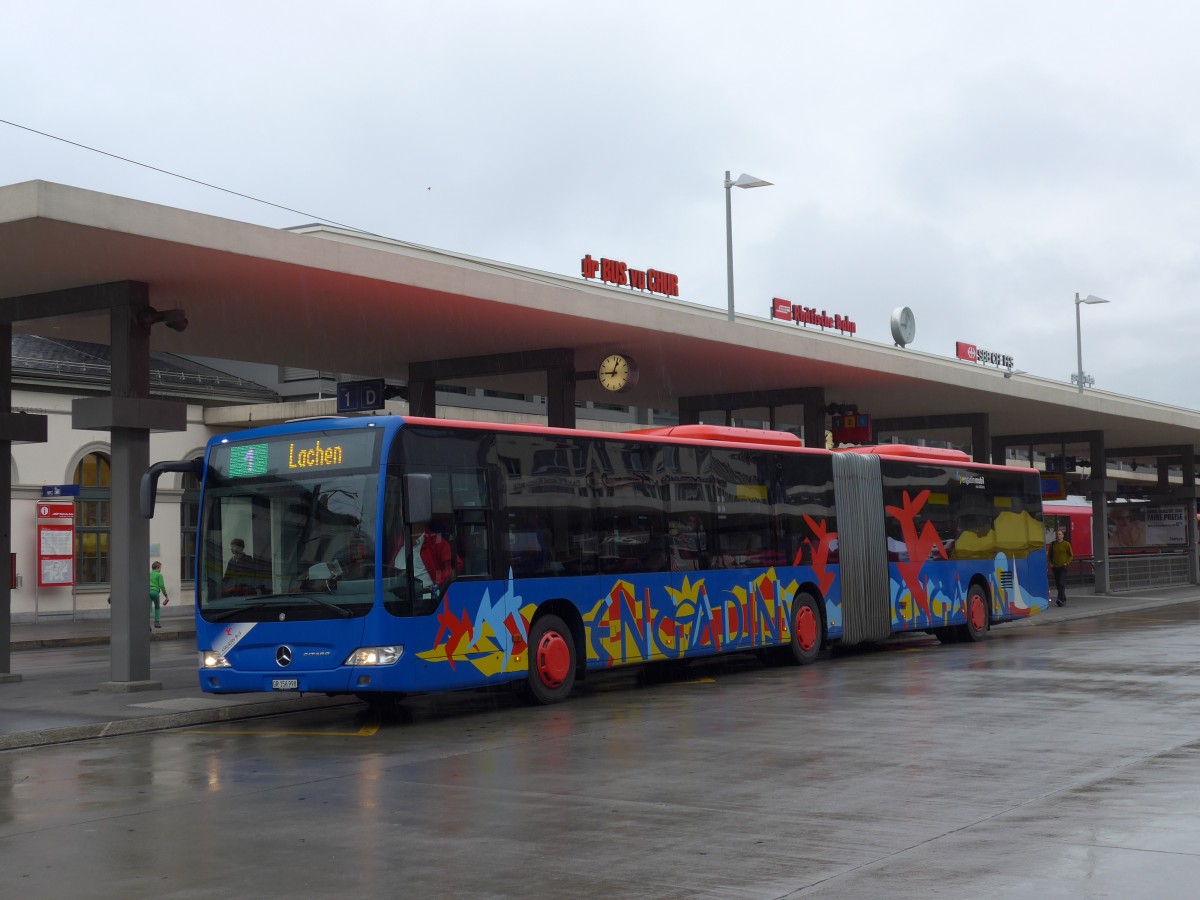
[
  {"x1": 885, "y1": 489, "x2": 947, "y2": 622},
  {"x1": 797, "y1": 515, "x2": 837, "y2": 597}
]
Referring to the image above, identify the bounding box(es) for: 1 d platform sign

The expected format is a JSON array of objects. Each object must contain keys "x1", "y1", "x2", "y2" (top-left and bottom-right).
[{"x1": 336, "y1": 379, "x2": 386, "y2": 414}]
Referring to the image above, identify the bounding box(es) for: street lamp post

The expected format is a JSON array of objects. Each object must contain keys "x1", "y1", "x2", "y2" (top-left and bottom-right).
[
  {"x1": 1073, "y1": 292, "x2": 1110, "y2": 393},
  {"x1": 724, "y1": 170, "x2": 773, "y2": 322}
]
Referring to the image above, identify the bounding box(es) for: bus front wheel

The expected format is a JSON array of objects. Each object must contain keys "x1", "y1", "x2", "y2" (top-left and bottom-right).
[
  {"x1": 789, "y1": 592, "x2": 824, "y2": 665},
  {"x1": 525, "y1": 614, "x2": 577, "y2": 704}
]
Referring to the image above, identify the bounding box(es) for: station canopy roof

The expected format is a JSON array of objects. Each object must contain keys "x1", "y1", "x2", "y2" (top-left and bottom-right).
[{"x1": 2, "y1": 179, "x2": 1199, "y2": 458}]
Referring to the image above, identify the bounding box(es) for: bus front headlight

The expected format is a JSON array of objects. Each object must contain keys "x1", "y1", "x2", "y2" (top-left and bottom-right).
[
  {"x1": 344, "y1": 646, "x2": 403, "y2": 666},
  {"x1": 200, "y1": 651, "x2": 232, "y2": 669}
]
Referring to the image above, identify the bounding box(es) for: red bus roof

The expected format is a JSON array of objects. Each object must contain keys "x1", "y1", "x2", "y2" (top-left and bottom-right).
[
  {"x1": 394, "y1": 416, "x2": 1035, "y2": 474},
  {"x1": 627, "y1": 424, "x2": 804, "y2": 447},
  {"x1": 840, "y1": 444, "x2": 972, "y2": 462}
]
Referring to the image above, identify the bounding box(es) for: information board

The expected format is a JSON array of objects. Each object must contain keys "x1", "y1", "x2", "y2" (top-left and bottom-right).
[{"x1": 36, "y1": 501, "x2": 74, "y2": 587}]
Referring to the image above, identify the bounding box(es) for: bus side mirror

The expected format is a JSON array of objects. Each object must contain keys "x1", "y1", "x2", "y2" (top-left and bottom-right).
[
  {"x1": 141, "y1": 458, "x2": 205, "y2": 518},
  {"x1": 404, "y1": 474, "x2": 433, "y2": 526}
]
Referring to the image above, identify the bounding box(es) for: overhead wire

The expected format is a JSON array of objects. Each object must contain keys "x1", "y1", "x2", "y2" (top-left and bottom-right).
[{"x1": 0, "y1": 115, "x2": 702, "y2": 303}]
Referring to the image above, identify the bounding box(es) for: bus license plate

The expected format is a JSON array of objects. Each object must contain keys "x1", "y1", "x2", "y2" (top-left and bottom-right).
[{"x1": 272, "y1": 679, "x2": 299, "y2": 691}]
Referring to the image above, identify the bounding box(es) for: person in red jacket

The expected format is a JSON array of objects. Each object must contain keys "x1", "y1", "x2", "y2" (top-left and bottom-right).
[{"x1": 392, "y1": 524, "x2": 455, "y2": 596}]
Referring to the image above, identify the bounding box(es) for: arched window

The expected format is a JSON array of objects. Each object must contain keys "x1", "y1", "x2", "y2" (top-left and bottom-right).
[
  {"x1": 180, "y1": 463, "x2": 201, "y2": 582},
  {"x1": 74, "y1": 451, "x2": 111, "y2": 585}
]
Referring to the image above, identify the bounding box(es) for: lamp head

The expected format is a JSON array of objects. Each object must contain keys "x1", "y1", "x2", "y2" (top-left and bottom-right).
[
  {"x1": 1078, "y1": 294, "x2": 1110, "y2": 305},
  {"x1": 732, "y1": 173, "x2": 772, "y2": 189}
]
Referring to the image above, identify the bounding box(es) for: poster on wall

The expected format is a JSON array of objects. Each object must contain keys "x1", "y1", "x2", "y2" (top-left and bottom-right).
[
  {"x1": 40, "y1": 557, "x2": 73, "y2": 586},
  {"x1": 1145, "y1": 506, "x2": 1187, "y2": 546},
  {"x1": 1108, "y1": 504, "x2": 1186, "y2": 549}
]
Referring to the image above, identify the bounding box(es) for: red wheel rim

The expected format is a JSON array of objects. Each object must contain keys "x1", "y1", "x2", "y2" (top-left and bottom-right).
[
  {"x1": 969, "y1": 593, "x2": 987, "y2": 632},
  {"x1": 794, "y1": 606, "x2": 818, "y2": 653},
  {"x1": 535, "y1": 630, "x2": 571, "y2": 688}
]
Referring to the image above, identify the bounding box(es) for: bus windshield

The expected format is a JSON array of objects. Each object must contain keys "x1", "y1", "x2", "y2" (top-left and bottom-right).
[{"x1": 198, "y1": 463, "x2": 380, "y2": 622}]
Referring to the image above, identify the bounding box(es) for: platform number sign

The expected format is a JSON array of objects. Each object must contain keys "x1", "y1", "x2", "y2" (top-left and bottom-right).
[{"x1": 337, "y1": 379, "x2": 385, "y2": 414}]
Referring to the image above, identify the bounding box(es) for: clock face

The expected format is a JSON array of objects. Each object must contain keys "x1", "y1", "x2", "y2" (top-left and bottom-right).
[
  {"x1": 598, "y1": 353, "x2": 638, "y2": 392},
  {"x1": 890, "y1": 307, "x2": 916, "y2": 347}
]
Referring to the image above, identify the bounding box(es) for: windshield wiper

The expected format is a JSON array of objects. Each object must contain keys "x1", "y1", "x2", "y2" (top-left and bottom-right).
[
  {"x1": 211, "y1": 601, "x2": 275, "y2": 622},
  {"x1": 208, "y1": 592, "x2": 354, "y2": 621},
  {"x1": 303, "y1": 593, "x2": 355, "y2": 618}
]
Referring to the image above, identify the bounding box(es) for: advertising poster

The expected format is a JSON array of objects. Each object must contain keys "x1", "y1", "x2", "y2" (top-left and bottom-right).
[
  {"x1": 1145, "y1": 506, "x2": 1187, "y2": 546},
  {"x1": 1108, "y1": 504, "x2": 1187, "y2": 549}
]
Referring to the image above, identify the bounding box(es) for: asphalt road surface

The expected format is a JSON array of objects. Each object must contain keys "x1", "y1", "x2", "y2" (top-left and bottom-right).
[{"x1": 5, "y1": 605, "x2": 1200, "y2": 899}]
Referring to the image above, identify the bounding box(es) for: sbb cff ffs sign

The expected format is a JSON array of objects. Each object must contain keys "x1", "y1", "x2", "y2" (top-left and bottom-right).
[{"x1": 956, "y1": 341, "x2": 1014, "y2": 369}]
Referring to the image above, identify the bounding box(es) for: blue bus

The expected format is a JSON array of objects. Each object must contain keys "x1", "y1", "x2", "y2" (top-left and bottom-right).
[{"x1": 141, "y1": 416, "x2": 1050, "y2": 706}]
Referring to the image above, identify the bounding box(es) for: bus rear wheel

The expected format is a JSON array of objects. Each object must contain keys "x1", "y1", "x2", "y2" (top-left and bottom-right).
[
  {"x1": 957, "y1": 584, "x2": 989, "y2": 643},
  {"x1": 525, "y1": 614, "x2": 577, "y2": 704},
  {"x1": 789, "y1": 592, "x2": 824, "y2": 665}
]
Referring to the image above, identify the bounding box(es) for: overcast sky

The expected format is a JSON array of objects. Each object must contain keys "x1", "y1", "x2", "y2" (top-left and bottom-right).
[{"x1": 4, "y1": 2, "x2": 1197, "y2": 408}]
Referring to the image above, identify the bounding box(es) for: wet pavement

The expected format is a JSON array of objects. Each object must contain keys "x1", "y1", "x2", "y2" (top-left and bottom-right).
[
  {"x1": 5, "y1": 586, "x2": 1200, "y2": 898},
  {"x1": 2, "y1": 609, "x2": 354, "y2": 751},
  {"x1": 2, "y1": 584, "x2": 1198, "y2": 753}
]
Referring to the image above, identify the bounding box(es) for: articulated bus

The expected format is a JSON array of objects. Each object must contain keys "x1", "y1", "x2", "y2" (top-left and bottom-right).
[{"x1": 141, "y1": 416, "x2": 1050, "y2": 707}]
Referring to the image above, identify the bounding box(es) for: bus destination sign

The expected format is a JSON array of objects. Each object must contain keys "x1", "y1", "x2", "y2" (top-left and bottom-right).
[{"x1": 212, "y1": 430, "x2": 380, "y2": 479}]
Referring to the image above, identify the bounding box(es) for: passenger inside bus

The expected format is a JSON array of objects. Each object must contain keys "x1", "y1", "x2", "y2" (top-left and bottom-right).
[
  {"x1": 668, "y1": 514, "x2": 708, "y2": 571},
  {"x1": 222, "y1": 538, "x2": 268, "y2": 596},
  {"x1": 391, "y1": 518, "x2": 459, "y2": 605}
]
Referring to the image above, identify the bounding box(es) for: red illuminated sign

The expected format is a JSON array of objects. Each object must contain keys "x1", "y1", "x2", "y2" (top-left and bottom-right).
[
  {"x1": 581, "y1": 254, "x2": 679, "y2": 298},
  {"x1": 770, "y1": 298, "x2": 857, "y2": 335},
  {"x1": 831, "y1": 414, "x2": 872, "y2": 444},
  {"x1": 956, "y1": 342, "x2": 1013, "y2": 368}
]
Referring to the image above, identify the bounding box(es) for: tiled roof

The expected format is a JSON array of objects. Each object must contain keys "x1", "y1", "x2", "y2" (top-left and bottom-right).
[{"x1": 11, "y1": 335, "x2": 279, "y2": 404}]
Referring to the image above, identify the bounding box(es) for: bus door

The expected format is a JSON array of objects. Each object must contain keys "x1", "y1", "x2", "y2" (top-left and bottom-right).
[{"x1": 385, "y1": 469, "x2": 491, "y2": 617}]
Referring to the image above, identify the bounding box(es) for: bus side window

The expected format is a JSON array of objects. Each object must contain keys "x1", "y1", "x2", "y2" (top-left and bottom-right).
[{"x1": 457, "y1": 510, "x2": 489, "y2": 577}]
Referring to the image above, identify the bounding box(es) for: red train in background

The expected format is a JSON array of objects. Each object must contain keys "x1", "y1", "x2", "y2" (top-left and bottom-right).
[{"x1": 1043, "y1": 500, "x2": 1094, "y2": 560}]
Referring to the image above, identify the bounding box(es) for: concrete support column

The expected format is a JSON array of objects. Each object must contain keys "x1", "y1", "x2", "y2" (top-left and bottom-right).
[
  {"x1": 0, "y1": 323, "x2": 47, "y2": 683},
  {"x1": 108, "y1": 423, "x2": 152, "y2": 686},
  {"x1": 408, "y1": 379, "x2": 436, "y2": 417},
  {"x1": 545, "y1": 364, "x2": 576, "y2": 429},
  {"x1": 0, "y1": 322, "x2": 13, "y2": 683},
  {"x1": 1184, "y1": 447, "x2": 1198, "y2": 585},
  {"x1": 103, "y1": 297, "x2": 156, "y2": 690},
  {"x1": 804, "y1": 390, "x2": 826, "y2": 449},
  {"x1": 1090, "y1": 433, "x2": 1110, "y2": 594}
]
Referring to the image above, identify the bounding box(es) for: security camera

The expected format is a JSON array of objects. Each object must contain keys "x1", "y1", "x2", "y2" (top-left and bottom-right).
[
  {"x1": 159, "y1": 309, "x2": 188, "y2": 332},
  {"x1": 137, "y1": 306, "x2": 189, "y2": 332}
]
